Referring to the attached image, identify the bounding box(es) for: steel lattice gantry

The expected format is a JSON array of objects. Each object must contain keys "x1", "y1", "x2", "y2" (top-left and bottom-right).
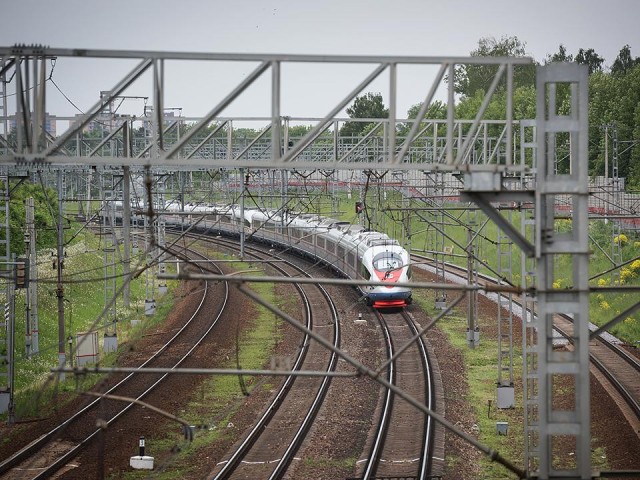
[
  {"x1": 0, "y1": 47, "x2": 594, "y2": 479},
  {"x1": 533, "y1": 64, "x2": 591, "y2": 479},
  {"x1": 0, "y1": 46, "x2": 533, "y2": 171}
]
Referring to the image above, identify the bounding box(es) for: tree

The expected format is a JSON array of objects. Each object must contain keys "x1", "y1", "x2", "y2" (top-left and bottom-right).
[
  {"x1": 340, "y1": 92, "x2": 389, "y2": 137},
  {"x1": 575, "y1": 48, "x2": 604, "y2": 74},
  {"x1": 397, "y1": 100, "x2": 447, "y2": 137},
  {"x1": 611, "y1": 45, "x2": 640, "y2": 76},
  {"x1": 545, "y1": 44, "x2": 574, "y2": 64},
  {"x1": 288, "y1": 124, "x2": 311, "y2": 138},
  {"x1": 454, "y1": 36, "x2": 536, "y2": 98}
]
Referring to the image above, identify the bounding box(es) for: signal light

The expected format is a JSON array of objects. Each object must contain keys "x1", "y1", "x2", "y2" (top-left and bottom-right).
[{"x1": 15, "y1": 258, "x2": 28, "y2": 289}]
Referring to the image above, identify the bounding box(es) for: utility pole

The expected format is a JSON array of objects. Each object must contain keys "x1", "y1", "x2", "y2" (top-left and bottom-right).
[
  {"x1": 56, "y1": 169, "x2": 65, "y2": 380},
  {"x1": 122, "y1": 121, "x2": 131, "y2": 309},
  {"x1": 25, "y1": 197, "x2": 38, "y2": 355}
]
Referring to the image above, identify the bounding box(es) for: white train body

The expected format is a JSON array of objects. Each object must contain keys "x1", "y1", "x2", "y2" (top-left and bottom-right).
[{"x1": 139, "y1": 202, "x2": 412, "y2": 308}]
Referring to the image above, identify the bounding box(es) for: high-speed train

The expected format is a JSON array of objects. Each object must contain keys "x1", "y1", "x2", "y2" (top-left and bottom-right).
[{"x1": 110, "y1": 200, "x2": 412, "y2": 308}]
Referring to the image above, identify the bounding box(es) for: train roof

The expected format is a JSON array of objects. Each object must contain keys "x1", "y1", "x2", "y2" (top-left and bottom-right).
[{"x1": 239, "y1": 206, "x2": 402, "y2": 249}]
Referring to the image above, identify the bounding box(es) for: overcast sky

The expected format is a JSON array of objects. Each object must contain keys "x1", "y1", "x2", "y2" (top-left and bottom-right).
[{"x1": 2, "y1": 0, "x2": 639, "y2": 125}]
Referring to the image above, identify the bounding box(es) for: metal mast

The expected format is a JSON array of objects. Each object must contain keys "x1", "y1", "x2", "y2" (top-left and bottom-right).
[
  {"x1": 102, "y1": 171, "x2": 118, "y2": 352},
  {"x1": 157, "y1": 176, "x2": 167, "y2": 295},
  {"x1": 56, "y1": 169, "x2": 65, "y2": 381},
  {"x1": 534, "y1": 64, "x2": 591, "y2": 479},
  {"x1": 427, "y1": 171, "x2": 447, "y2": 310},
  {"x1": 465, "y1": 207, "x2": 479, "y2": 348},
  {"x1": 0, "y1": 168, "x2": 13, "y2": 416},
  {"x1": 519, "y1": 120, "x2": 539, "y2": 470},
  {"x1": 496, "y1": 205, "x2": 515, "y2": 408},
  {"x1": 25, "y1": 197, "x2": 39, "y2": 356},
  {"x1": 610, "y1": 126, "x2": 623, "y2": 284}
]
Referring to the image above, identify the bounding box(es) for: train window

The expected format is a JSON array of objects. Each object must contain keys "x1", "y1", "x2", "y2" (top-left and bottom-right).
[
  {"x1": 317, "y1": 236, "x2": 325, "y2": 249},
  {"x1": 347, "y1": 252, "x2": 355, "y2": 267},
  {"x1": 326, "y1": 240, "x2": 335, "y2": 253},
  {"x1": 360, "y1": 262, "x2": 371, "y2": 280},
  {"x1": 337, "y1": 245, "x2": 346, "y2": 261},
  {"x1": 372, "y1": 252, "x2": 403, "y2": 272}
]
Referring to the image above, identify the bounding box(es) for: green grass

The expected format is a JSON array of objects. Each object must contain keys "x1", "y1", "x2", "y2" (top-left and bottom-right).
[
  {"x1": 4, "y1": 227, "x2": 178, "y2": 422},
  {"x1": 414, "y1": 292, "x2": 521, "y2": 477},
  {"x1": 413, "y1": 287, "x2": 613, "y2": 478}
]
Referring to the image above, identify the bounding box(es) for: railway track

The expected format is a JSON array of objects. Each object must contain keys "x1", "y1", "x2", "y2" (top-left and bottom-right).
[
  {"x1": 188, "y1": 233, "x2": 445, "y2": 479},
  {"x1": 0, "y1": 229, "x2": 441, "y2": 479},
  {"x1": 174, "y1": 233, "x2": 341, "y2": 479},
  {"x1": 358, "y1": 309, "x2": 436, "y2": 480},
  {"x1": 413, "y1": 253, "x2": 640, "y2": 436},
  {"x1": 0, "y1": 246, "x2": 228, "y2": 479}
]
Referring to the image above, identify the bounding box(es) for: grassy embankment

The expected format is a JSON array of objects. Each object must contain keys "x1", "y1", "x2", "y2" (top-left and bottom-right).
[{"x1": 4, "y1": 226, "x2": 177, "y2": 424}]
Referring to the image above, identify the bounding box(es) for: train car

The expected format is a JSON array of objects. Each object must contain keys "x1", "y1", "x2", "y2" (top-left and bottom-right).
[
  {"x1": 239, "y1": 207, "x2": 412, "y2": 308},
  {"x1": 127, "y1": 201, "x2": 412, "y2": 308}
]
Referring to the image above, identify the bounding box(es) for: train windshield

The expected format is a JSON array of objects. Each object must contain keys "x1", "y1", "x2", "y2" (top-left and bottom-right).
[{"x1": 372, "y1": 252, "x2": 404, "y2": 272}]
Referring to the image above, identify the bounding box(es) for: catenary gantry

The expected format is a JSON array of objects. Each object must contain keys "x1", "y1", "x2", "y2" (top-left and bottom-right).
[{"x1": 0, "y1": 46, "x2": 597, "y2": 479}]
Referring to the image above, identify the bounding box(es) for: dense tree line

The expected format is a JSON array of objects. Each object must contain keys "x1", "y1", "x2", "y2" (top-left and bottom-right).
[{"x1": 347, "y1": 36, "x2": 640, "y2": 188}]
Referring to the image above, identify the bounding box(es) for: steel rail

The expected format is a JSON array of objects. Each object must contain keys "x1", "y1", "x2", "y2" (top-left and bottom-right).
[
  {"x1": 402, "y1": 310, "x2": 436, "y2": 480},
  {"x1": 31, "y1": 245, "x2": 227, "y2": 479},
  {"x1": 198, "y1": 234, "x2": 341, "y2": 479},
  {"x1": 361, "y1": 309, "x2": 395, "y2": 479},
  {"x1": 195, "y1": 234, "x2": 340, "y2": 479},
  {"x1": 209, "y1": 241, "x2": 315, "y2": 479},
  {"x1": 268, "y1": 260, "x2": 341, "y2": 480},
  {"x1": 361, "y1": 309, "x2": 434, "y2": 480},
  {"x1": 0, "y1": 246, "x2": 223, "y2": 478},
  {"x1": 414, "y1": 253, "x2": 640, "y2": 423}
]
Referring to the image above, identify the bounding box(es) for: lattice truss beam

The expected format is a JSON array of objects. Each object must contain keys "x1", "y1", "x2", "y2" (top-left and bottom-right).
[{"x1": 0, "y1": 46, "x2": 533, "y2": 172}]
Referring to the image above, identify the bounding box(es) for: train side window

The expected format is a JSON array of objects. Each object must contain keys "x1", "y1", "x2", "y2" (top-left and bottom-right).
[
  {"x1": 326, "y1": 240, "x2": 335, "y2": 253},
  {"x1": 360, "y1": 262, "x2": 371, "y2": 280},
  {"x1": 347, "y1": 252, "x2": 355, "y2": 267},
  {"x1": 317, "y1": 236, "x2": 325, "y2": 249}
]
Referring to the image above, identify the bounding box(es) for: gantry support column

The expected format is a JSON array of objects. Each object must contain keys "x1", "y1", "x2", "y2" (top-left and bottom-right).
[
  {"x1": 102, "y1": 171, "x2": 118, "y2": 352},
  {"x1": 519, "y1": 120, "x2": 539, "y2": 469},
  {"x1": 0, "y1": 169, "x2": 12, "y2": 416},
  {"x1": 534, "y1": 63, "x2": 591, "y2": 479},
  {"x1": 25, "y1": 197, "x2": 39, "y2": 356}
]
